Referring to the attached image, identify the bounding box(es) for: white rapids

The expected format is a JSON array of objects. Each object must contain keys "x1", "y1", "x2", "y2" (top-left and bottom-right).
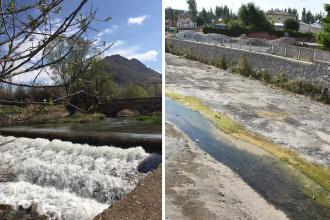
[{"x1": 0, "y1": 135, "x2": 157, "y2": 220}]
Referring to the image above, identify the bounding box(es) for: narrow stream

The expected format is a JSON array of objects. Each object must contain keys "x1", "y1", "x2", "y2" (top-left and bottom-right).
[{"x1": 166, "y1": 98, "x2": 330, "y2": 220}]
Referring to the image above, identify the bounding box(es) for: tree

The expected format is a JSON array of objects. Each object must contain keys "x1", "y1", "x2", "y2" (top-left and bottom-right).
[
  {"x1": 14, "y1": 87, "x2": 29, "y2": 102},
  {"x1": 196, "y1": 15, "x2": 204, "y2": 27},
  {"x1": 0, "y1": 0, "x2": 111, "y2": 119},
  {"x1": 302, "y1": 8, "x2": 306, "y2": 22},
  {"x1": 317, "y1": 4, "x2": 330, "y2": 50},
  {"x1": 306, "y1": 10, "x2": 315, "y2": 24},
  {"x1": 284, "y1": 18, "x2": 300, "y2": 31},
  {"x1": 200, "y1": 7, "x2": 209, "y2": 24},
  {"x1": 208, "y1": 8, "x2": 215, "y2": 23},
  {"x1": 238, "y1": 3, "x2": 272, "y2": 32},
  {"x1": 187, "y1": 0, "x2": 197, "y2": 25},
  {"x1": 291, "y1": 8, "x2": 299, "y2": 20},
  {"x1": 46, "y1": 37, "x2": 111, "y2": 114},
  {"x1": 120, "y1": 84, "x2": 148, "y2": 98},
  {"x1": 227, "y1": 19, "x2": 247, "y2": 36}
]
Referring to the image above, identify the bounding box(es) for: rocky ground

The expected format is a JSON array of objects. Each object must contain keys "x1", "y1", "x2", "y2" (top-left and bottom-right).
[
  {"x1": 165, "y1": 123, "x2": 288, "y2": 220},
  {"x1": 94, "y1": 165, "x2": 162, "y2": 220},
  {"x1": 166, "y1": 53, "x2": 330, "y2": 165}
]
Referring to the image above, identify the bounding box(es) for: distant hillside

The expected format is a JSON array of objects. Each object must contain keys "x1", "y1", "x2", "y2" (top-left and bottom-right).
[{"x1": 103, "y1": 55, "x2": 161, "y2": 86}]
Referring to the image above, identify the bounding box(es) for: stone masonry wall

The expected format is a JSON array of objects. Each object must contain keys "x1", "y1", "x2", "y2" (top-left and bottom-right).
[{"x1": 166, "y1": 38, "x2": 330, "y2": 92}]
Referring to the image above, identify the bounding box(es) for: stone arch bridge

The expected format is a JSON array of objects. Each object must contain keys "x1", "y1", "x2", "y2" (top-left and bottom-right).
[{"x1": 97, "y1": 97, "x2": 162, "y2": 117}]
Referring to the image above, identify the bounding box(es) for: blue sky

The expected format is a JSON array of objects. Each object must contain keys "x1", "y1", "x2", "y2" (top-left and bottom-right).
[
  {"x1": 80, "y1": 0, "x2": 162, "y2": 72},
  {"x1": 10, "y1": 0, "x2": 162, "y2": 84}
]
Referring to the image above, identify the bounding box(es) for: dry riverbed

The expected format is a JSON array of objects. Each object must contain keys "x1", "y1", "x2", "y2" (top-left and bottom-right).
[
  {"x1": 166, "y1": 123, "x2": 288, "y2": 220},
  {"x1": 166, "y1": 53, "x2": 330, "y2": 165}
]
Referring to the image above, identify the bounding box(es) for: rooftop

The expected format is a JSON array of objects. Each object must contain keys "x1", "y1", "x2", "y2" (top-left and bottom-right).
[{"x1": 266, "y1": 9, "x2": 294, "y2": 16}]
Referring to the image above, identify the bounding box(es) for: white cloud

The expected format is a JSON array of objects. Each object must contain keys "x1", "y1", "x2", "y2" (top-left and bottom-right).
[
  {"x1": 106, "y1": 41, "x2": 158, "y2": 62},
  {"x1": 127, "y1": 15, "x2": 148, "y2": 25},
  {"x1": 104, "y1": 25, "x2": 118, "y2": 34},
  {"x1": 128, "y1": 50, "x2": 158, "y2": 62},
  {"x1": 94, "y1": 25, "x2": 118, "y2": 45}
]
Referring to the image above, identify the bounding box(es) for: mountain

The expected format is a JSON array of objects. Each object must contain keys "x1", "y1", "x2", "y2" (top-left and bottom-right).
[{"x1": 103, "y1": 55, "x2": 161, "y2": 86}]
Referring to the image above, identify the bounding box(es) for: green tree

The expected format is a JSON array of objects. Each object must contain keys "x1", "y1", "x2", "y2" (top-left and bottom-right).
[
  {"x1": 227, "y1": 19, "x2": 247, "y2": 36},
  {"x1": 291, "y1": 8, "x2": 299, "y2": 20},
  {"x1": 306, "y1": 10, "x2": 315, "y2": 24},
  {"x1": 284, "y1": 18, "x2": 300, "y2": 31},
  {"x1": 317, "y1": 4, "x2": 330, "y2": 50},
  {"x1": 84, "y1": 60, "x2": 116, "y2": 98},
  {"x1": 187, "y1": 0, "x2": 197, "y2": 24},
  {"x1": 302, "y1": 8, "x2": 306, "y2": 22},
  {"x1": 208, "y1": 8, "x2": 215, "y2": 22},
  {"x1": 120, "y1": 84, "x2": 148, "y2": 98},
  {"x1": 47, "y1": 38, "x2": 110, "y2": 113},
  {"x1": 200, "y1": 7, "x2": 209, "y2": 24},
  {"x1": 238, "y1": 3, "x2": 272, "y2": 32}
]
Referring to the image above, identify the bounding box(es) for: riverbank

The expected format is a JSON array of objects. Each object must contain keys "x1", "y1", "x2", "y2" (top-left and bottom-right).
[
  {"x1": 165, "y1": 123, "x2": 288, "y2": 219},
  {"x1": 94, "y1": 165, "x2": 161, "y2": 220}
]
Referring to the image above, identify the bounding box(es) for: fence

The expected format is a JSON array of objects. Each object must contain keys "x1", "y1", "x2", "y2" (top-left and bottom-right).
[{"x1": 173, "y1": 35, "x2": 330, "y2": 64}]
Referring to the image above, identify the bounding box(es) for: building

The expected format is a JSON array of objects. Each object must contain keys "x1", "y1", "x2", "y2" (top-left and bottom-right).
[
  {"x1": 299, "y1": 22, "x2": 323, "y2": 34},
  {"x1": 176, "y1": 12, "x2": 195, "y2": 30},
  {"x1": 266, "y1": 9, "x2": 296, "y2": 24}
]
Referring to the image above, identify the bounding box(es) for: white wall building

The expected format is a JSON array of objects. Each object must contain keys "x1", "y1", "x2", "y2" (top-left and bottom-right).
[{"x1": 299, "y1": 22, "x2": 323, "y2": 34}]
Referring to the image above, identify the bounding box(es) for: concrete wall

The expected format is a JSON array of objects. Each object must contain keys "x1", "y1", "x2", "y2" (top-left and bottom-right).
[{"x1": 166, "y1": 38, "x2": 330, "y2": 92}]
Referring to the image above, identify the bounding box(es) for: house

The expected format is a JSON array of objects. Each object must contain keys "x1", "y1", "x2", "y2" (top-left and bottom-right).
[
  {"x1": 266, "y1": 9, "x2": 296, "y2": 24},
  {"x1": 176, "y1": 12, "x2": 195, "y2": 30},
  {"x1": 299, "y1": 22, "x2": 323, "y2": 34}
]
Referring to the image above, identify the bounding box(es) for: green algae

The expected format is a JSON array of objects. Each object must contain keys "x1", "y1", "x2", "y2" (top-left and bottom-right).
[{"x1": 166, "y1": 92, "x2": 330, "y2": 208}]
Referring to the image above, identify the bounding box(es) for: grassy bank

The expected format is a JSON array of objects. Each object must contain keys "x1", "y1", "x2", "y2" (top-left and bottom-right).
[
  {"x1": 47, "y1": 112, "x2": 106, "y2": 124},
  {"x1": 132, "y1": 114, "x2": 162, "y2": 125},
  {"x1": 166, "y1": 92, "x2": 330, "y2": 207}
]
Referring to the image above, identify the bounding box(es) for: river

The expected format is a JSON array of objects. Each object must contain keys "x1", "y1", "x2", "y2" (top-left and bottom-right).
[
  {"x1": 166, "y1": 98, "x2": 330, "y2": 220},
  {"x1": 0, "y1": 116, "x2": 162, "y2": 219}
]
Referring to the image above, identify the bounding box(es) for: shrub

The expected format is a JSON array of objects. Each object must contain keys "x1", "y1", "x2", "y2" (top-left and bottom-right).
[
  {"x1": 214, "y1": 56, "x2": 227, "y2": 70},
  {"x1": 255, "y1": 69, "x2": 271, "y2": 82},
  {"x1": 272, "y1": 72, "x2": 287, "y2": 84},
  {"x1": 317, "y1": 31, "x2": 330, "y2": 51},
  {"x1": 238, "y1": 54, "x2": 254, "y2": 77},
  {"x1": 271, "y1": 74, "x2": 330, "y2": 104},
  {"x1": 227, "y1": 20, "x2": 248, "y2": 37},
  {"x1": 284, "y1": 18, "x2": 300, "y2": 31},
  {"x1": 203, "y1": 24, "x2": 247, "y2": 37},
  {"x1": 269, "y1": 29, "x2": 314, "y2": 38}
]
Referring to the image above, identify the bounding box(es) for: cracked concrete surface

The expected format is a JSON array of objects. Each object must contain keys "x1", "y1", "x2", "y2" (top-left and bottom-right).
[{"x1": 166, "y1": 53, "x2": 330, "y2": 165}]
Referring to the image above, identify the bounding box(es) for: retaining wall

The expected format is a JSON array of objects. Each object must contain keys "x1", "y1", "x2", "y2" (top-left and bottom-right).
[{"x1": 166, "y1": 38, "x2": 330, "y2": 92}]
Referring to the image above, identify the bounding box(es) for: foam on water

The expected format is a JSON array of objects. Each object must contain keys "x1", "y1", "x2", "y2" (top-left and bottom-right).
[
  {"x1": 0, "y1": 135, "x2": 157, "y2": 219},
  {"x1": 0, "y1": 181, "x2": 108, "y2": 220}
]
